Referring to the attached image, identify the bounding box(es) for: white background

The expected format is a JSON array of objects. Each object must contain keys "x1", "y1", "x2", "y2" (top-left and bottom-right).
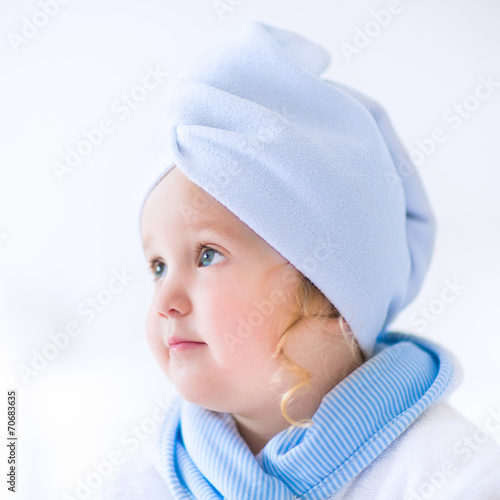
[{"x1": 1, "y1": 0, "x2": 499, "y2": 498}]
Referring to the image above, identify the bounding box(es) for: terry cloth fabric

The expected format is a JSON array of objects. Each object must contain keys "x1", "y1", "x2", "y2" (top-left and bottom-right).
[
  {"x1": 95, "y1": 401, "x2": 500, "y2": 500},
  {"x1": 156, "y1": 331, "x2": 458, "y2": 499},
  {"x1": 136, "y1": 20, "x2": 436, "y2": 357},
  {"x1": 95, "y1": 402, "x2": 500, "y2": 500}
]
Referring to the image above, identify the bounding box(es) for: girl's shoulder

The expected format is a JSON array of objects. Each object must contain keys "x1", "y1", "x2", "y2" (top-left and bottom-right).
[{"x1": 336, "y1": 401, "x2": 500, "y2": 499}]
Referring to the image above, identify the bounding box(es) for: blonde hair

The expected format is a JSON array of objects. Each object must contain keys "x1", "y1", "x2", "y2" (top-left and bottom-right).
[{"x1": 270, "y1": 268, "x2": 363, "y2": 430}]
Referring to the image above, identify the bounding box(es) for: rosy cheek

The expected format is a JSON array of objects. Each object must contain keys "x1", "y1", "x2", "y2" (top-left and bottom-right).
[{"x1": 196, "y1": 281, "x2": 232, "y2": 321}]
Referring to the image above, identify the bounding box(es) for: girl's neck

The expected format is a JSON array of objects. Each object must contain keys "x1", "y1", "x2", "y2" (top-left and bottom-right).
[{"x1": 232, "y1": 343, "x2": 365, "y2": 456}]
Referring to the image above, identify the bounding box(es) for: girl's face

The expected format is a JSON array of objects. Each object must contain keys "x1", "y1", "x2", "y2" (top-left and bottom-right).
[{"x1": 140, "y1": 167, "x2": 300, "y2": 415}]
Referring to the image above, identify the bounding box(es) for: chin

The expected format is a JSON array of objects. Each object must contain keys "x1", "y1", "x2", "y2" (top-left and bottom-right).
[{"x1": 175, "y1": 385, "x2": 227, "y2": 413}]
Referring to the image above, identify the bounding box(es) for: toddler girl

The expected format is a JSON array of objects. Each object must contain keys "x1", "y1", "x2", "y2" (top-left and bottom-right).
[{"x1": 100, "y1": 20, "x2": 500, "y2": 499}]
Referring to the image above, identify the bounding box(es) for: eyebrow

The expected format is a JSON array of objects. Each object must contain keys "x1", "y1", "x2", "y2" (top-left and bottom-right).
[
  {"x1": 142, "y1": 219, "x2": 243, "y2": 252},
  {"x1": 186, "y1": 219, "x2": 244, "y2": 243}
]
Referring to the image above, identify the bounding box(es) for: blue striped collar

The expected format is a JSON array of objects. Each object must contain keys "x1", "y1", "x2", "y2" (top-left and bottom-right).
[{"x1": 158, "y1": 331, "x2": 455, "y2": 499}]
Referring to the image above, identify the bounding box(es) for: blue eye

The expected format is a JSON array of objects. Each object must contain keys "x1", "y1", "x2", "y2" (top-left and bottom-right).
[
  {"x1": 148, "y1": 259, "x2": 166, "y2": 281},
  {"x1": 197, "y1": 243, "x2": 226, "y2": 268},
  {"x1": 147, "y1": 244, "x2": 225, "y2": 281}
]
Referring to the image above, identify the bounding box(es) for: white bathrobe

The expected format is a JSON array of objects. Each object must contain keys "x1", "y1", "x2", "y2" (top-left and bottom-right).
[{"x1": 95, "y1": 401, "x2": 500, "y2": 499}]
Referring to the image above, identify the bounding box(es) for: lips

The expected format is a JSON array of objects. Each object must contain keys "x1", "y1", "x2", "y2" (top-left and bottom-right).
[
  {"x1": 169, "y1": 341, "x2": 206, "y2": 352},
  {"x1": 167, "y1": 335, "x2": 205, "y2": 349}
]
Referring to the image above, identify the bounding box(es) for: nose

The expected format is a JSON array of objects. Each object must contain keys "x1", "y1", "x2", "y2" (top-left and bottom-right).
[{"x1": 155, "y1": 272, "x2": 191, "y2": 318}]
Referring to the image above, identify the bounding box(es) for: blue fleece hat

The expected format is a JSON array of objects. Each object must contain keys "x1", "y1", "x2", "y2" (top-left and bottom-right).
[{"x1": 138, "y1": 20, "x2": 435, "y2": 357}]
